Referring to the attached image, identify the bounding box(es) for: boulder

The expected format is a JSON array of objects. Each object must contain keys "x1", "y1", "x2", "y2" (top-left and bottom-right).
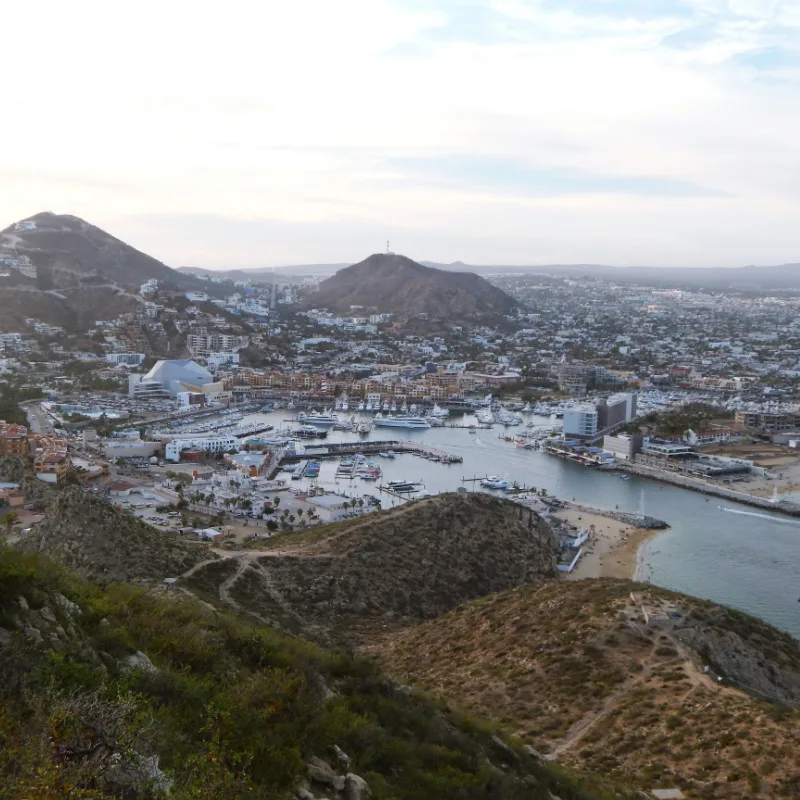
[
  {"x1": 333, "y1": 775, "x2": 346, "y2": 791},
  {"x1": 333, "y1": 744, "x2": 350, "y2": 768},
  {"x1": 121, "y1": 651, "x2": 157, "y2": 673},
  {"x1": 307, "y1": 757, "x2": 337, "y2": 786},
  {"x1": 39, "y1": 606, "x2": 57, "y2": 624},
  {"x1": 17, "y1": 596, "x2": 29, "y2": 612},
  {"x1": 344, "y1": 773, "x2": 370, "y2": 800},
  {"x1": 54, "y1": 593, "x2": 82, "y2": 617},
  {"x1": 524, "y1": 745, "x2": 544, "y2": 761}
]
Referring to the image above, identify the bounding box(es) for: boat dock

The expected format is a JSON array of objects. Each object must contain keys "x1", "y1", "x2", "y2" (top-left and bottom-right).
[{"x1": 279, "y1": 440, "x2": 463, "y2": 464}]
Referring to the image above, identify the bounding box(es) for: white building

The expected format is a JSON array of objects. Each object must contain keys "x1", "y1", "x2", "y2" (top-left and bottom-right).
[
  {"x1": 140, "y1": 279, "x2": 159, "y2": 295},
  {"x1": 206, "y1": 352, "x2": 240, "y2": 369},
  {"x1": 303, "y1": 494, "x2": 350, "y2": 523},
  {"x1": 185, "y1": 292, "x2": 210, "y2": 302},
  {"x1": 139, "y1": 359, "x2": 213, "y2": 398},
  {"x1": 563, "y1": 406, "x2": 598, "y2": 438},
  {"x1": 106, "y1": 353, "x2": 145, "y2": 366},
  {"x1": 165, "y1": 435, "x2": 239, "y2": 462}
]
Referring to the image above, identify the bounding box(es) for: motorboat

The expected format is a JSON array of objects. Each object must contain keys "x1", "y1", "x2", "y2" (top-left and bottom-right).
[
  {"x1": 374, "y1": 414, "x2": 431, "y2": 429},
  {"x1": 298, "y1": 410, "x2": 338, "y2": 427}
]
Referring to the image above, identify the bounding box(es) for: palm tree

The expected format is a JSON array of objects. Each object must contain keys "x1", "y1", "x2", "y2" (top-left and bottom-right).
[
  {"x1": 272, "y1": 496, "x2": 281, "y2": 510},
  {"x1": 357, "y1": 498, "x2": 364, "y2": 512}
]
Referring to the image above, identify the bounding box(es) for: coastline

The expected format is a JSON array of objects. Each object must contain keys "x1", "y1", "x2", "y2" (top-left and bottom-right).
[{"x1": 549, "y1": 506, "x2": 663, "y2": 581}]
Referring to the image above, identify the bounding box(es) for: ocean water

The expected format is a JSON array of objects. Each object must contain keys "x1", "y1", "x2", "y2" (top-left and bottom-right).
[{"x1": 240, "y1": 410, "x2": 800, "y2": 638}]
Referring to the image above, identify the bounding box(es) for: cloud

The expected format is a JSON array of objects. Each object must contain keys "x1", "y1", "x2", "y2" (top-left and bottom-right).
[
  {"x1": 388, "y1": 155, "x2": 726, "y2": 198},
  {"x1": 729, "y1": 46, "x2": 800, "y2": 70},
  {"x1": 540, "y1": 0, "x2": 695, "y2": 21}
]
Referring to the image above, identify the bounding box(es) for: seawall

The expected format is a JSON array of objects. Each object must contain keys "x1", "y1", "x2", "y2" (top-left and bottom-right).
[{"x1": 612, "y1": 462, "x2": 800, "y2": 517}]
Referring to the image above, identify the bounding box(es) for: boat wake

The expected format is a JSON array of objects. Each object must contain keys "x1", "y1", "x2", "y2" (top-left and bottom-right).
[{"x1": 718, "y1": 506, "x2": 800, "y2": 527}]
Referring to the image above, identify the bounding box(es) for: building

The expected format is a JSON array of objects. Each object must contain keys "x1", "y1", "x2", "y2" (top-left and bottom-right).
[
  {"x1": 106, "y1": 353, "x2": 146, "y2": 366},
  {"x1": 602, "y1": 433, "x2": 643, "y2": 460},
  {"x1": 165, "y1": 435, "x2": 239, "y2": 462},
  {"x1": 128, "y1": 374, "x2": 171, "y2": 400},
  {"x1": 104, "y1": 439, "x2": 162, "y2": 460},
  {"x1": 563, "y1": 406, "x2": 598, "y2": 438},
  {"x1": 137, "y1": 359, "x2": 213, "y2": 399},
  {"x1": 303, "y1": 494, "x2": 350, "y2": 523},
  {"x1": 597, "y1": 392, "x2": 637, "y2": 431},
  {"x1": 0, "y1": 421, "x2": 28, "y2": 455},
  {"x1": 30, "y1": 434, "x2": 69, "y2": 483},
  {"x1": 186, "y1": 333, "x2": 246, "y2": 357}
]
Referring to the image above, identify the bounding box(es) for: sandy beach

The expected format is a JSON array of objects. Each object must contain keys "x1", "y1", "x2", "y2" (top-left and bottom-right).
[{"x1": 549, "y1": 508, "x2": 661, "y2": 581}]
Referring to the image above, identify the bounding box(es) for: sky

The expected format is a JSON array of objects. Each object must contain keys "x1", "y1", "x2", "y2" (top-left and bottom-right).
[{"x1": 2, "y1": 0, "x2": 800, "y2": 269}]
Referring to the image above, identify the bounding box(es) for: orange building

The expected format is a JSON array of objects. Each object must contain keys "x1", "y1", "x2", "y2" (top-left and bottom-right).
[{"x1": 0, "y1": 421, "x2": 29, "y2": 455}]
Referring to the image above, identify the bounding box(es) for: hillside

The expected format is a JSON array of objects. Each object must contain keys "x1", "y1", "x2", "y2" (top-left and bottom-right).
[
  {"x1": 183, "y1": 493, "x2": 558, "y2": 641},
  {"x1": 20, "y1": 487, "x2": 215, "y2": 583},
  {"x1": 0, "y1": 213, "x2": 208, "y2": 330},
  {"x1": 0, "y1": 212, "x2": 181, "y2": 289},
  {"x1": 305, "y1": 253, "x2": 520, "y2": 321},
  {"x1": 375, "y1": 579, "x2": 800, "y2": 800},
  {"x1": 0, "y1": 545, "x2": 623, "y2": 800}
]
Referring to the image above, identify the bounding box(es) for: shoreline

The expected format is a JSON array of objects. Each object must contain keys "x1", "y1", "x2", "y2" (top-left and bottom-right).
[{"x1": 549, "y1": 506, "x2": 664, "y2": 581}]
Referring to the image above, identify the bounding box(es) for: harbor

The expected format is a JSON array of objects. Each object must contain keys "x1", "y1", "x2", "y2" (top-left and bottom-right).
[{"x1": 231, "y1": 407, "x2": 800, "y2": 639}]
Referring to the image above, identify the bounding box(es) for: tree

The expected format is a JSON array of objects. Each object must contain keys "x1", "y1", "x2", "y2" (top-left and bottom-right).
[
  {"x1": 357, "y1": 498, "x2": 364, "y2": 511},
  {"x1": 272, "y1": 496, "x2": 281, "y2": 509},
  {"x1": 1, "y1": 511, "x2": 18, "y2": 534}
]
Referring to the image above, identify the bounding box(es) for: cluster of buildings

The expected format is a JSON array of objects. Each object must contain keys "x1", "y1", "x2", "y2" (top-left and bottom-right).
[{"x1": 0, "y1": 421, "x2": 69, "y2": 483}]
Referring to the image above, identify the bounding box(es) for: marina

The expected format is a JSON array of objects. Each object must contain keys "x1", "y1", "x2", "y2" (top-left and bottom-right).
[{"x1": 233, "y1": 407, "x2": 800, "y2": 639}]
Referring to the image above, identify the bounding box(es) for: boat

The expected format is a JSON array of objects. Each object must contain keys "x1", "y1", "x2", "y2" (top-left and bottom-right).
[
  {"x1": 356, "y1": 420, "x2": 372, "y2": 434},
  {"x1": 521, "y1": 403, "x2": 532, "y2": 413},
  {"x1": 468, "y1": 428, "x2": 477, "y2": 434},
  {"x1": 619, "y1": 474, "x2": 630, "y2": 481},
  {"x1": 387, "y1": 480, "x2": 422, "y2": 493},
  {"x1": 297, "y1": 410, "x2": 338, "y2": 427},
  {"x1": 293, "y1": 425, "x2": 328, "y2": 439},
  {"x1": 475, "y1": 408, "x2": 494, "y2": 426},
  {"x1": 378, "y1": 451, "x2": 396, "y2": 458},
  {"x1": 374, "y1": 414, "x2": 431, "y2": 429},
  {"x1": 431, "y1": 403, "x2": 449, "y2": 418},
  {"x1": 389, "y1": 401, "x2": 397, "y2": 413},
  {"x1": 481, "y1": 478, "x2": 510, "y2": 490},
  {"x1": 365, "y1": 401, "x2": 373, "y2": 412},
  {"x1": 357, "y1": 401, "x2": 365, "y2": 412}
]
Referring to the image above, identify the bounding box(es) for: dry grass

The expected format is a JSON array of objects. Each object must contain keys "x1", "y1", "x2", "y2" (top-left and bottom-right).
[{"x1": 373, "y1": 579, "x2": 800, "y2": 799}]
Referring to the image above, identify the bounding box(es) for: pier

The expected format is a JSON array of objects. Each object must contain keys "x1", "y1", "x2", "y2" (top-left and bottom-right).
[{"x1": 279, "y1": 439, "x2": 463, "y2": 464}]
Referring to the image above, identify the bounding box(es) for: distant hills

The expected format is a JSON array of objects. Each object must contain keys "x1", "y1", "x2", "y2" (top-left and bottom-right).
[
  {"x1": 305, "y1": 253, "x2": 520, "y2": 321},
  {"x1": 200, "y1": 258, "x2": 800, "y2": 291}
]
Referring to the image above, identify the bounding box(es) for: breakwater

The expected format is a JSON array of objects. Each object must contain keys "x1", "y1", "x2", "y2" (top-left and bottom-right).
[
  {"x1": 614, "y1": 462, "x2": 800, "y2": 518},
  {"x1": 565, "y1": 501, "x2": 669, "y2": 530}
]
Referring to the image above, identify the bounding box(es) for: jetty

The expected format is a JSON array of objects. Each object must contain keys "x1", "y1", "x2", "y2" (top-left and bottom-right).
[{"x1": 608, "y1": 461, "x2": 800, "y2": 518}]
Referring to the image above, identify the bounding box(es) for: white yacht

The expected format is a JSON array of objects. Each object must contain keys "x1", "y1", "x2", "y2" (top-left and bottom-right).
[
  {"x1": 365, "y1": 401, "x2": 373, "y2": 412},
  {"x1": 374, "y1": 414, "x2": 431, "y2": 429},
  {"x1": 431, "y1": 403, "x2": 449, "y2": 418},
  {"x1": 475, "y1": 408, "x2": 495, "y2": 425},
  {"x1": 390, "y1": 401, "x2": 397, "y2": 413},
  {"x1": 357, "y1": 401, "x2": 365, "y2": 412},
  {"x1": 297, "y1": 410, "x2": 338, "y2": 427}
]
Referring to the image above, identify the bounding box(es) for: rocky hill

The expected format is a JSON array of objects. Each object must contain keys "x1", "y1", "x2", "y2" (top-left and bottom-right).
[
  {"x1": 374, "y1": 579, "x2": 800, "y2": 800},
  {"x1": 0, "y1": 213, "x2": 180, "y2": 289},
  {"x1": 305, "y1": 253, "x2": 520, "y2": 321},
  {"x1": 0, "y1": 545, "x2": 626, "y2": 800},
  {"x1": 183, "y1": 493, "x2": 558, "y2": 641},
  {"x1": 0, "y1": 213, "x2": 208, "y2": 330},
  {"x1": 20, "y1": 487, "x2": 214, "y2": 583}
]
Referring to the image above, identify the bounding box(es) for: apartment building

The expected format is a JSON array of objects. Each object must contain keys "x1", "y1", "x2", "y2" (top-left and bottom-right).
[{"x1": 0, "y1": 421, "x2": 28, "y2": 455}]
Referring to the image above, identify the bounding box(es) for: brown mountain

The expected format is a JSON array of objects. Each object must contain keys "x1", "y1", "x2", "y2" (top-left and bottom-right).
[
  {"x1": 306, "y1": 253, "x2": 520, "y2": 321},
  {"x1": 0, "y1": 212, "x2": 208, "y2": 331}
]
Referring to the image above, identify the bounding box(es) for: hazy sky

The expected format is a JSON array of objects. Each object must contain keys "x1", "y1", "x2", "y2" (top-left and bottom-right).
[{"x1": 3, "y1": 0, "x2": 800, "y2": 268}]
